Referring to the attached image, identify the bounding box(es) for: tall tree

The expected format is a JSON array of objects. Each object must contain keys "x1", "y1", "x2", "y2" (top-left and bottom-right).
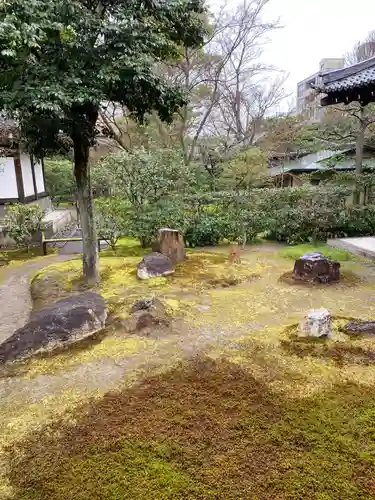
[
  {"x1": 0, "y1": 0, "x2": 205, "y2": 284},
  {"x1": 345, "y1": 29, "x2": 375, "y2": 66}
]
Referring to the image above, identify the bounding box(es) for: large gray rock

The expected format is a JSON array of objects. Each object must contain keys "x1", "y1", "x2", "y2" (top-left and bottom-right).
[
  {"x1": 137, "y1": 252, "x2": 174, "y2": 280},
  {"x1": 0, "y1": 292, "x2": 107, "y2": 363},
  {"x1": 293, "y1": 252, "x2": 340, "y2": 284},
  {"x1": 299, "y1": 308, "x2": 332, "y2": 338}
]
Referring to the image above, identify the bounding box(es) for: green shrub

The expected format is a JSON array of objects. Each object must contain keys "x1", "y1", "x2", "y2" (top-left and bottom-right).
[
  {"x1": 129, "y1": 199, "x2": 188, "y2": 248},
  {"x1": 95, "y1": 197, "x2": 130, "y2": 251},
  {"x1": 339, "y1": 205, "x2": 375, "y2": 237},
  {"x1": 259, "y1": 186, "x2": 349, "y2": 244},
  {"x1": 44, "y1": 157, "x2": 75, "y2": 204},
  {"x1": 4, "y1": 203, "x2": 44, "y2": 250},
  {"x1": 185, "y1": 213, "x2": 226, "y2": 247}
]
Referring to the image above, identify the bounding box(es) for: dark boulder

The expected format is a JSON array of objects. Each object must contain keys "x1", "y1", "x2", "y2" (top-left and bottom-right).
[
  {"x1": 343, "y1": 320, "x2": 375, "y2": 336},
  {"x1": 293, "y1": 252, "x2": 340, "y2": 284},
  {"x1": 0, "y1": 292, "x2": 107, "y2": 363},
  {"x1": 137, "y1": 252, "x2": 174, "y2": 280}
]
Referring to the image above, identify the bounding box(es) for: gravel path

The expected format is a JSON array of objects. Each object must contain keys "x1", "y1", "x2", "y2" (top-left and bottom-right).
[{"x1": 0, "y1": 255, "x2": 74, "y2": 344}]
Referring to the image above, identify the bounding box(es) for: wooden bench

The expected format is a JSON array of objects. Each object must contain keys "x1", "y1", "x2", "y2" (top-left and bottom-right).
[{"x1": 41, "y1": 231, "x2": 102, "y2": 255}]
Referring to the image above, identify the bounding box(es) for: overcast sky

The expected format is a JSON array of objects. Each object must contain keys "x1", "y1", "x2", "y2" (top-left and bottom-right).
[{"x1": 262, "y1": 0, "x2": 375, "y2": 98}]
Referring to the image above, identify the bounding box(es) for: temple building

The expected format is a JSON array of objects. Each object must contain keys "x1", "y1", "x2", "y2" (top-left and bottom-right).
[
  {"x1": 315, "y1": 56, "x2": 375, "y2": 107},
  {"x1": 0, "y1": 116, "x2": 51, "y2": 216}
]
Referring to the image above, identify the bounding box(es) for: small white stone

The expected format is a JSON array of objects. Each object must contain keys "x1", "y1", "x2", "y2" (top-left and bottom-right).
[{"x1": 299, "y1": 308, "x2": 332, "y2": 338}]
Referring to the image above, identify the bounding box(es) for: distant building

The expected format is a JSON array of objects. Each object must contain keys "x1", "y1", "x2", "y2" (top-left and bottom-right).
[
  {"x1": 297, "y1": 58, "x2": 345, "y2": 121},
  {"x1": 357, "y1": 42, "x2": 375, "y2": 63},
  {"x1": 269, "y1": 147, "x2": 375, "y2": 188},
  {"x1": 0, "y1": 117, "x2": 50, "y2": 216}
]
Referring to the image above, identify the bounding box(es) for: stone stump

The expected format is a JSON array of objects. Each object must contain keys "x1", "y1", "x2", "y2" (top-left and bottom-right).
[
  {"x1": 152, "y1": 228, "x2": 185, "y2": 265},
  {"x1": 293, "y1": 252, "x2": 340, "y2": 284},
  {"x1": 299, "y1": 308, "x2": 332, "y2": 338}
]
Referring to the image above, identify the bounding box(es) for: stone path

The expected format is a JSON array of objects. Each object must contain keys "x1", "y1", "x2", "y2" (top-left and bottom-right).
[
  {"x1": 328, "y1": 236, "x2": 375, "y2": 259},
  {"x1": 0, "y1": 255, "x2": 74, "y2": 344}
]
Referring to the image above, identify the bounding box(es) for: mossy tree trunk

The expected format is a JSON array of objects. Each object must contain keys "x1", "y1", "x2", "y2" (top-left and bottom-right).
[{"x1": 73, "y1": 116, "x2": 99, "y2": 286}]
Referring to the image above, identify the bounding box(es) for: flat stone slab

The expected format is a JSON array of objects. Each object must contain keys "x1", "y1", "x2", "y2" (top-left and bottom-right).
[{"x1": 328, "y1": 237, "x2": 375, "y2": 259}]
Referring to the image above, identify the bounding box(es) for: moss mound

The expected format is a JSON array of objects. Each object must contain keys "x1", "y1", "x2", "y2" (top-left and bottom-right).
[
  {"x1": 279, "y1": 243, "x2": 353, "y2": 262},
  {"x1": 32, "y1": 251, "x2": 259, "y2": 315},
  {"x1": 4, "y1": 243, "x2": 375, "y2": 498},
  {"x1": 279, "y1": 269, "x2": 362, "y2": 287},
  {"x1": 5, "y1": 356, "x2": 375, "y2": 499}
]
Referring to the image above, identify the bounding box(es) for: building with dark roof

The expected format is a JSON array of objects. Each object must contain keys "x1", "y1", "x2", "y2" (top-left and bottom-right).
[
  {"x1": 315, "y1": 56, "x2": 375, "y2": 107},
  {"x1": 270, "y1": 146, "x2": 375, "y2": 187}
]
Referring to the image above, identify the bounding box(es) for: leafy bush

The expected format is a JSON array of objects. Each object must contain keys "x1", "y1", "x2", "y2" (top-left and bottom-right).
[
  {"x1": 94, "y1": 148, "x2": 195, "y2": 208},
  {"x1": 339, "y1": 205, "x2": 375, "y2": 237},
  {"x1": 185, "y1": 213, "x2": 227, "y2": 247},
  {"x1": 128, "y1": 199, "x2": 188, "y2": 248},
  {"x1": 220, "y1": 148, "x2": 270, "y2": 190},
  {"x1": 4, "y1": 203, "x2": 44, "y2": 250},
  {"x1": 95, "y1": 197, "x2": 130, "y2": 250},
  {"x1": 44, "y1": 157, "x2": 75, "y2": 204},
  {"x1": 258, "y1": 186, "x2": 350, "y2": 244}
]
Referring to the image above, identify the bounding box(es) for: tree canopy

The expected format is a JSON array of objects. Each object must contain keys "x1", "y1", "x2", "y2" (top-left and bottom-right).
[{"x1": 0, "y1": 0, "x2": 206, "y2": 282}]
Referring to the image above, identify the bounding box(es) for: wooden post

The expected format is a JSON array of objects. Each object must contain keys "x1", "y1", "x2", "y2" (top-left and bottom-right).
[{"x1": 14, "y1": 151, "x2": 24, "y2": 202}]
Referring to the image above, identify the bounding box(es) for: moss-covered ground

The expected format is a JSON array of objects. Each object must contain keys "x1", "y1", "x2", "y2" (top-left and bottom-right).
[{"x1": 2, "y1": 240, "x2": 375, "y2": 498}]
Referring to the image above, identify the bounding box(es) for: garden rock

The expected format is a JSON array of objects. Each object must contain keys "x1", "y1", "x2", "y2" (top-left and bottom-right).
[
  {"x1": 137, "y1": 252, "x2": 174, "y2": 280},
  {"x1": 152, "y1": 228, "x2": 185, "y2": 265},
  {"x1": 293, "y1": 252, "x2": 340, "y2": 284},
  {"x1": 122, "y1": 298, "x2": 169, "y2": 333},
  {"x1": 343, "y1": 320, "x2": 375, "y2": 336},
  {"x1": 299, "y1": 308, "x2": 332, "y2": 338},
  {"x1": 0, "y1": 292, "x2": 107, "y2": 363},
  {"x1": 130, "y1": 298, "x2": 155, "y2": 313}
]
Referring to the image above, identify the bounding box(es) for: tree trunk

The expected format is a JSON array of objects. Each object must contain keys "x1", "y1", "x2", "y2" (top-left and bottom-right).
[
  {"x1": 354, "y1": 107, "x2": 366, "y2": 205},
  {"x1": 73, "y1": 135, "x2": 99, "y2": 285}
]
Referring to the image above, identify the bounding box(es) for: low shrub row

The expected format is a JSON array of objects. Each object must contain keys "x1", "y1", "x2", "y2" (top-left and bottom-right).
[{"x1": 95, "y1": 185, "x2": 375, "y2": 248}]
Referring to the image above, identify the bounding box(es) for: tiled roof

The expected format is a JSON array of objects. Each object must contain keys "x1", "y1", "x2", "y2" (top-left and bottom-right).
[
  {"x1": 267, "y1": 148, "x2": 375, "y2": 177},
  {"x1": 314, "y1": 56, "x2": 375, "y2": 93}
]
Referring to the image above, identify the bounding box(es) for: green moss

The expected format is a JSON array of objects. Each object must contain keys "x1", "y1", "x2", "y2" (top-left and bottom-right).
[
  {"x1": 6, "y1": 243, "x2": 375, "y2": 498},
  {"x1": 31, "y1": 439, "x2": 210, "y2": 500},
  {"x1": 5, "y1": 357, "x2": 375, "y2": 499},
  {"x1": 279, "y1": 243, "x2": 353, "y2": 262},
  {"x1": 0, "y1": 247, "x2": 56, "y2": 263},
  {"x1": 100, "y1": 237, "x2": 147, "y2": 258},
  {"x1": 19, "y1": 336, "x2": 158, "y2": 378}
]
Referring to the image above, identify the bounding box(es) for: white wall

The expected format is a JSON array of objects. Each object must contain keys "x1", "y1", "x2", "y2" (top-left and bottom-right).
[
  {"x1": 20, "y1": 154, "x2": 35, "y2": 197},
  {"x1": 0, "y1": 157, "x2": 18, "y2": 199},
  {"x1": 34, "y1": 159, "x2": 45, "y2": 194}
]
